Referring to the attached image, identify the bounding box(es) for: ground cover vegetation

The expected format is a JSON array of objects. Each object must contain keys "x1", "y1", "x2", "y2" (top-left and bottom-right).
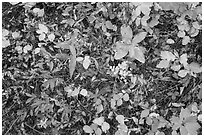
[{"x1": 2, "y1": 2, "x2": 202, "y2": 135}]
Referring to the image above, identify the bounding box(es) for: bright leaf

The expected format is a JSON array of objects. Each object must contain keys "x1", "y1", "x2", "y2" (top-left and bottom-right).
[
  {"x1": 101, "y1": 122, "x2": 110, "y2": 133},
  {"x1": 121, "y1": 25, "x2": 133, "y2": 43},
  {"x1": 189, "y1": 62, "x2": 201, "y2": 73},
  {"x1": 123, "y1": 93, "x2": 129, "y2": 101},
  {"x1": 83, "y1": 125, "x2": 93, "y2": 134},
  {"x1": 185, "y1": 122, "x2": 200, "y2": 135},
  {"x1": 114, "y1": 49, "x2": 128, "y2": 60},
  {"x1": 80, "y1": 89, "x2": 88, "y2": 96},
  {"x1": 178, "y1": 69, "x2": 189, "y2": 77},
  {"x1": 116, "y1": 115, "x2": 125, "y2": 125},
  {"x1": 96, "y1": 104, "x2": 103, "y2": 114},
  {"x1": 171, "y1": 64, "x2": 181, "y2": 71},
  {"x1": 12, "y1": 31, "x2": 20, "y2": 39},
  {"x1": 48, "y1": 33, "x2": 55, "y2": 41},
  {"x1": 140, "y1": 109, "x2": 149, "y2": 118},
  {"x1": 132, "y1": 31, "x2": 147, "y2": 44},
  {"x1": 38, "y1": 24, "x2": 48, "y2": 34},
  {"x1": 156, "y1": 59, "x2": 170, "y2": 68},
  {"x1": 105, "y1": 20, "x2": 113, "y2": 30},
  {"x1": 179, "y1": 53, "x2": 188, "y2": 67},
  {"x1": 93, "y1": 117, "x2": 104, "y2": 126},
  {"x1": 130, "y1": 46, "x2": 145, "y2": 63},
  {"x1": 23, "y1": 45, "x2": 33, "y2": 53},
  {"x1": 117, "y1": 98, "x2": 123, "y2": 106},
  {"x1": 160, "y1": 51, "x2": 176, "y2": 61},
  {"x1": 83, "y1": 56, "x2": 91, "y2": 69},
  {"x1": 182, "y1": 36, "x2": 190, "y2": 45},
  {"x1": 166, "y1": 39, "x2": 175, "y2": 44}
]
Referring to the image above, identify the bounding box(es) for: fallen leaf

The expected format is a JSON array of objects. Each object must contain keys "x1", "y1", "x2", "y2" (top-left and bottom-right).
[
  {"x1": 160, "y1": 51, "x2": 176, "y2": 61},
  {"x1": 179, "y1": 53, "x2": 188, "y2": 67},
  {"x1": 38, "y1": 24, "x2": 49, "y2": 34}
]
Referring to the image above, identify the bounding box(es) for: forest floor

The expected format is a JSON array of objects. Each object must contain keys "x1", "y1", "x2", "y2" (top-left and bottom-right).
[{"x1": 2, "y1": 2, "x2": 202, "y2": 135}]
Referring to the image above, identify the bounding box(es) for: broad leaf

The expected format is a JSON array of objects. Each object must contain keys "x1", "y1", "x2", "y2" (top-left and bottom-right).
[
  {"x1": 93, "y1": 117, "x2": 104, "y2": 126},
  {"x1": 166, "y1": 39, "x2": 175, "y2": 44},
  {"x1": 83, "y1": 125, "x2": 93, "y2": 134},
  {"x1": 123, "y1": 93, "x2": 129, "y2": 101},
  {"x1": 129, "y1": 46, "x2": 145, "y2": 63},
  {"x1": 114, "y1": 49, "x2": 128, "y2": 60},
  {"x1": 185, "y1": 122, "x2": 200, "y2": 135},
  {"x1": 116, "y1": 115, "x2": 125, "y2": 125},
  {"x1": 178, "y1": 69, "x2": 189, "y2": 77},
  {"x1": 38, "y1": 24, "x2": 48, "y2": 34},
  {"x1": 80, "y1": 89, "x2": 88, "y2": 96},
  {"x1": 48, "y1": 33, "x2": 55, "y2": 41},
  {"x1": 189, "y1": 62, "x2": 201, "y2": 73},
  {"x1": 101, "y1": 122, "x2": 110, "y2": 133},
  {"x1": 96, "y1": 104, "x2": 103, "y2": 113},
  {"x1": 140, "y1": 109, "x2": 149, "y2": 118},
  {"x1": 179, "y1": 53, "x2": 188, "y2": 67},
  {"x1": 156, "y1": 60, "x2": 169, "y2": 68},
  {"x1": 160, "y1": 51, "x2": 176, "y2": 61},
  {"x1": 132, "y1": 31, "x2": 147, "y2": 44},
  {"x1": 182, "y1": 36, "x2": 190, "y2": 45},
  {"x1": 171, "y1": 64, "x2": 181, "y2": 71},
  {"x1": 121, "y1": 25, "x2": 133, "y2": 43}
]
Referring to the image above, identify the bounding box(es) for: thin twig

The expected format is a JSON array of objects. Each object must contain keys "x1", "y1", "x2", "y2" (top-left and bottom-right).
[
  {"x1": 24, "y1": 123, "x2": 45, "y2": 135},
  {"x1": 4, "y1": 117, "x2": 19, "y2": 135}
]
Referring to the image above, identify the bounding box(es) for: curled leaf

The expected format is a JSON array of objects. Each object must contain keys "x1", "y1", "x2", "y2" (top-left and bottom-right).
[{"x1": 101, "y1": 122, "x2": 110, "y2": 133}]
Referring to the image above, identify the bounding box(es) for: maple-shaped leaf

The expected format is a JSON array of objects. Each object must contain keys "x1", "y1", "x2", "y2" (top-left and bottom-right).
[
  {"x1": 160, "y1": 51, "x2": 176, "y2": 61},
  {"x1": 129, "y1": 46, "x2": 145, "y2": 63},
  {"x1": 185, "y1": 122, "x2": 200, "y2": 135},
  {"x1": 156, "y1": 60, "x2": 170, "y2": 68},
  {"x1": 121, "y1": 25, "x2": 133, "y2": 43},
  {"x1": 132, "y1": 31, "x2": 147, "y2": 44}
]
